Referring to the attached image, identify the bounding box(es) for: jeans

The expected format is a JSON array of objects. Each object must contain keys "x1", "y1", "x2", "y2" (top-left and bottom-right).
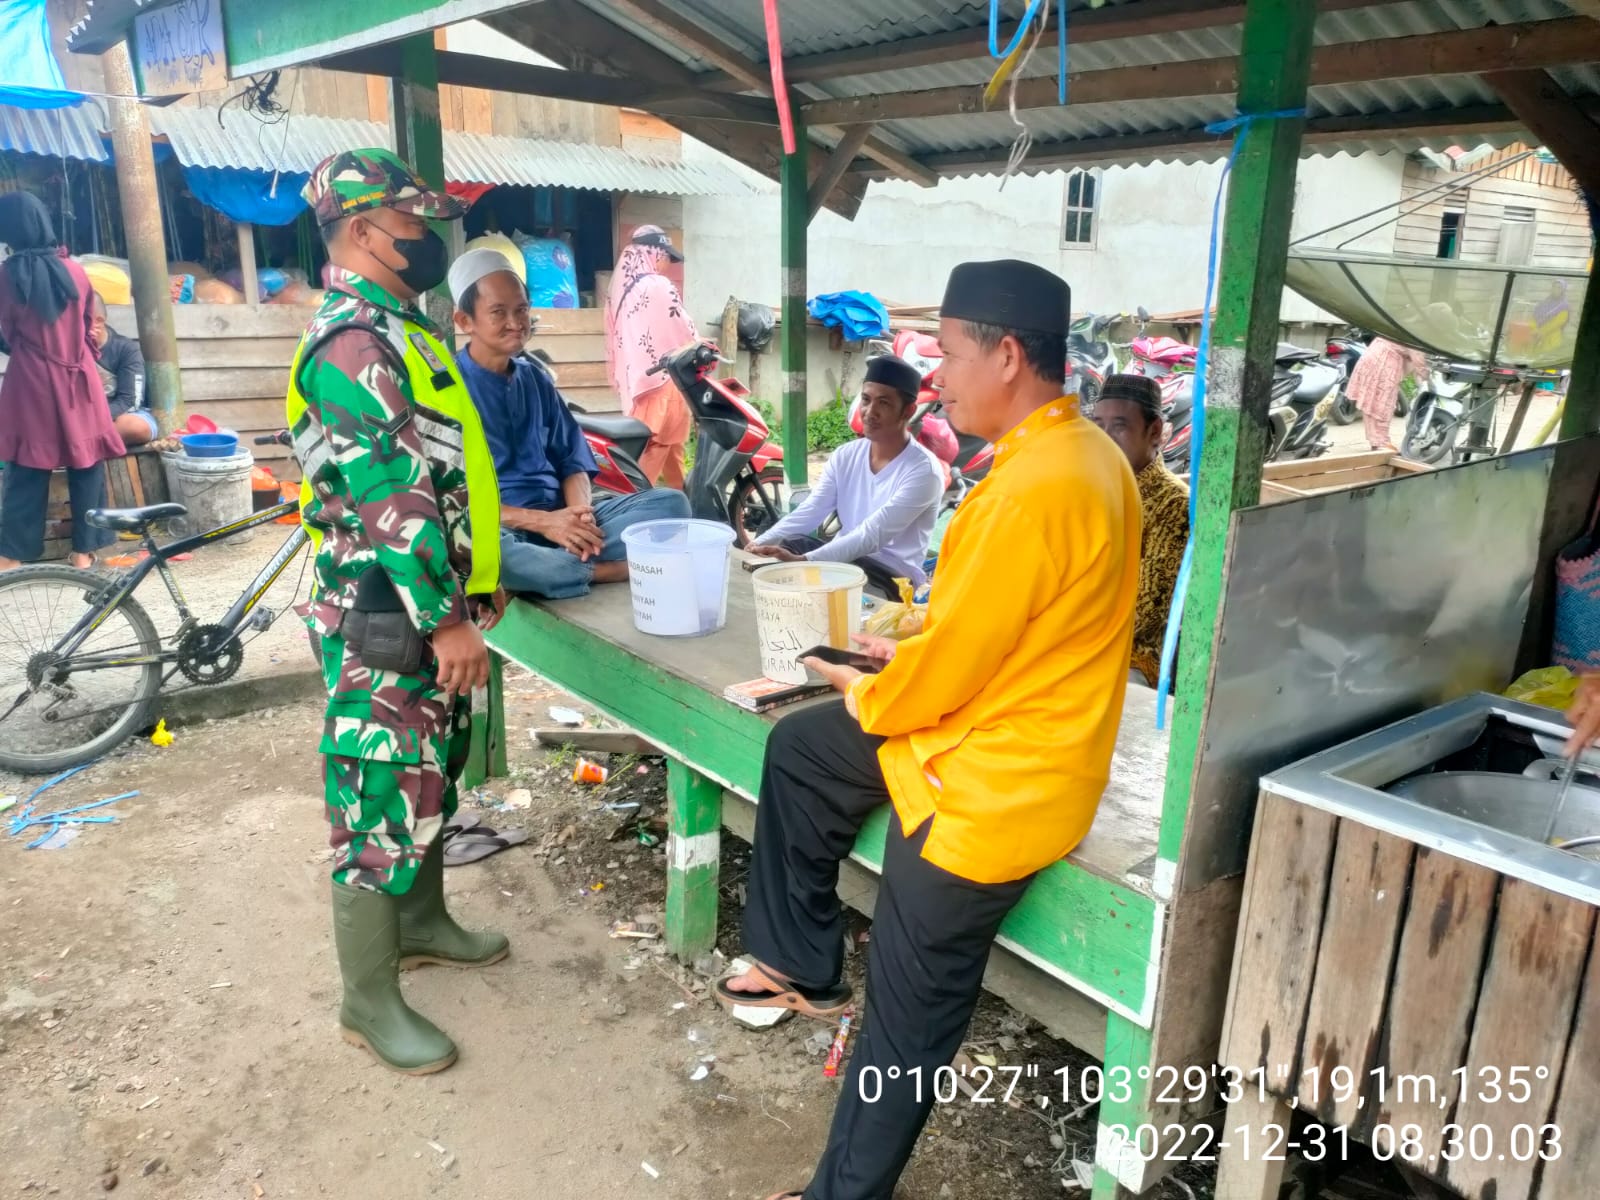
[
  {"x1": 499, "y1": 488, "x2": 691, "y2": 600},
  {"x1": 0, "y1": 462, "x2": 114, "y2": 561}
]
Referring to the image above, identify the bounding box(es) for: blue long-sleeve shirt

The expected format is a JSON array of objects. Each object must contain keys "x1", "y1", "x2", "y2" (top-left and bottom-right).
[{"x1": 458, "y1": 350, "x2": 596, "y2": 512}]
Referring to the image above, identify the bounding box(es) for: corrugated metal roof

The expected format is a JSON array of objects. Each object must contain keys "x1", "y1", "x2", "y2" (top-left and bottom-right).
[
  {"x1": 578, "y1": 0, "x2": 1600, "y2": 172},
  {"x1": 0, "y1": 102, "x2": 109, "y2": 162},
  {"x1": 146, "y1": 107, "x2": 757, "y2": 194}
]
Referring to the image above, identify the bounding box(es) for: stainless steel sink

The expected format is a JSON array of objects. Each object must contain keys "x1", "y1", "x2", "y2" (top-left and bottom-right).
[{"x1": 1262, "y1": 693, "x2": 1600, "y2": 905}]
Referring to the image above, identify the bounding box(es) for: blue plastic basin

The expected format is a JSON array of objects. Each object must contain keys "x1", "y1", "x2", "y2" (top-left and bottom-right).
[{"x1": 181, "y1": 432, "x2": 240, "y2": 458}]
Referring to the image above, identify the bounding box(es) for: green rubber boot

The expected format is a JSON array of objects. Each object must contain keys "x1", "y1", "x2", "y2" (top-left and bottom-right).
[
  {"x1": 331, "y1": 881, "x2": 458, "y2": 1075},
  {"x1": 397, "y1": 838, "x2": 511, "y2": 969}
]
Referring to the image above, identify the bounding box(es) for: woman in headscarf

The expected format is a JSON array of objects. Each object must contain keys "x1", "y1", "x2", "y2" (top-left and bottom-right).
[
  {"x1": 1346, "y1": 335, "x2": 1428, "y2": 453},
  {"x1": 605, "y1": 225, "x2": 696, "y2": 488},
  {"x1": 0, "y1": 192, "x2": 123, "y2": 570}
]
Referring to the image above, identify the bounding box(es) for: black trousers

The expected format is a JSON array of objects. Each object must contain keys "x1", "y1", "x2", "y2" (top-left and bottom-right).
[
  {"x1": 778, "y1": 535, "x2": 906, "y2": 600},
  {"x1": 743, "y1": 701, "x2": 1034, "y2": 1200},
  {"x1": 0, "y1": 463, "x2": 112, "y2": 562}
]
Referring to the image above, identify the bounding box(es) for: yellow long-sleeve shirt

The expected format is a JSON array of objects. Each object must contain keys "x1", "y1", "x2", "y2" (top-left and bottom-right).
[{"x1": 848, "y1": 398, "x2": 1141, "y2": 884}]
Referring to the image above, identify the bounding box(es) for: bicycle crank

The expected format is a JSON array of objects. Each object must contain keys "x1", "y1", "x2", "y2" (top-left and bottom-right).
[{"x1": 176, "y1": 624, "x2": 244, "y2": 685}]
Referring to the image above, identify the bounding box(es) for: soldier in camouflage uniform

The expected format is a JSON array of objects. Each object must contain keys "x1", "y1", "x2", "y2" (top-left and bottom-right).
[{"x1": 287, "y1": 148, "x2": 509, "y2": 1075}]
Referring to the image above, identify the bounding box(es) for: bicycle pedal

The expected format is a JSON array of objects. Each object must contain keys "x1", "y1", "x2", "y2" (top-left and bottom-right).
[{"x1": 246, "y1": 607, "x2": 274, "y2": 633}]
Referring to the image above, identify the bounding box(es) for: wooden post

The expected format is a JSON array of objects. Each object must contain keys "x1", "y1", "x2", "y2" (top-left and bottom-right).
[
  {"x1": 236, "y1": 222, "x2": 260, "y2": 306},
  {"x1": 780, "y1": 121, "x2": 809, "y2": 490},
  {"x1": 101, "y1": 41, "x2": 185, "y2": 435},
  {"x1": 1559, "y1": 276, "x2": 1600, "y2": 440},
  {"x1": 386, "y1": 34, "x2": 453, "y2": 331},
  {"x1": 1155, "y1": 0, "x2": 1315, "y2": 876},
  {"x1": 665, "y1": 759, "x2": 721, "y2": 962}
]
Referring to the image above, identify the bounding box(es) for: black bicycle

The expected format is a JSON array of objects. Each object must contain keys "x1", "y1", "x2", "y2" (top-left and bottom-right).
[{"x1": 0, "y1": 434, "x2": 311, "y2": 774}]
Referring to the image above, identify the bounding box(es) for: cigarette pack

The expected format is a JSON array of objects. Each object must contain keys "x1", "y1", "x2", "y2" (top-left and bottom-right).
[{"x1": 723, "y1": 676, "x2": 832, "y2": 713}]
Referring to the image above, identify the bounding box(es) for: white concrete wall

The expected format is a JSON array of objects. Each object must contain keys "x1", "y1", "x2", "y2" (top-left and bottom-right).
[{"x1": 681, "y1": 141, "x2": 1409, "y2": 329}]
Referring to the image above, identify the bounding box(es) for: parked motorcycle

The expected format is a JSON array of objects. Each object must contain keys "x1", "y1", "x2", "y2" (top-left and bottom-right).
[
  {"x1": 1400, "y1": 361, "x2": 1514, "y2": 466},
  {"x1": 1267, "y1": 343, "x2": 1339, "y2": 462},
  {"x1": 1068, "y1": 312, "x2": 1122, "y2": 412}
]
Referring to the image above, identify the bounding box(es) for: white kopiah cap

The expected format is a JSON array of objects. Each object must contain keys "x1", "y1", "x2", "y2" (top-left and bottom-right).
[{"x1": 447, "y1": 246, "x2": 523, "y2": 308}]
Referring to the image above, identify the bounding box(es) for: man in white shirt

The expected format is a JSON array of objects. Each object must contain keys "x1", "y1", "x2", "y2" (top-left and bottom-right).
[{"x1": 749, "y1": 354, "x2": 944, "y2": 592}]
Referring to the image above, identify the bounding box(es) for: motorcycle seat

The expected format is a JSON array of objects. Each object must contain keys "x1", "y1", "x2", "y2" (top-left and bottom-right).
[
  {"x1": 1276, "y1": 342, "x2": 1323, "y2": 364},
  {"x1": 1291, "y1": 362, "x2": 1342, "y2": 402},
  {"x1": 571, "y1": 411, "x2": 653, "y2": 462}
]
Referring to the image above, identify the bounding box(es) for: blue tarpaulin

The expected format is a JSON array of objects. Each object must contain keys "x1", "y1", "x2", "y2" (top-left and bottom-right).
[
  {"x1": 807, "y1": 290, "x2": 891, "y2": 342},
  {"x1": 0, "y1": 0, "x2": 84, "y2": 109},
  {"x1": 181, "y1": 166, "x2": 310, "y2": 226}
]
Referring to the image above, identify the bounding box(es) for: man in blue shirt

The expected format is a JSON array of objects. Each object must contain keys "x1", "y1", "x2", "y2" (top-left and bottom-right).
[{"x1": 448, "y1": 249, "x2": 689, "y2": 599}]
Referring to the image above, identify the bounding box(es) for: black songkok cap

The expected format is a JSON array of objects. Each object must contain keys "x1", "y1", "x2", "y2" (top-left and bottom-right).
[
  {"x1": 940, "y1": 259, "x2": 1071, "y2": 338},
  {"x1": 863, "y1": 353, "x2": 923, "y2": 402}
]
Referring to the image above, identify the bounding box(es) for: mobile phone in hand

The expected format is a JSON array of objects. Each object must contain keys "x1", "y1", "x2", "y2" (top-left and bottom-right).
[{"x1": 797, "y1": 644, "x2": 884, "y2": 674}]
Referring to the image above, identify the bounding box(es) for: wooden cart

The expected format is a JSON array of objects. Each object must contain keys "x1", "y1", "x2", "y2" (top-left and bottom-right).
[{"x1": 1259, "y1": 450, "x2": 1432, "y2": 505}]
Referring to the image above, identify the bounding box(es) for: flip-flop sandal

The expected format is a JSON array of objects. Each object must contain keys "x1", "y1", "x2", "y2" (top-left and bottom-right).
[
  {"x1": 443, "y1": 827, "x2": 529, "y2": 866},
  {"x1": 715, "y1": 962, "x2": 852, "y2": 1023},
  {"x1": 442, "y1": 812, "x2": 481, "y2": 839}
]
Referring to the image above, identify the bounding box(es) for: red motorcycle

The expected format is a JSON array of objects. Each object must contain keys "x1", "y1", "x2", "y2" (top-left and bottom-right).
[{"x1": 537, "y1": 348, "x2": 786, "y2": 545}]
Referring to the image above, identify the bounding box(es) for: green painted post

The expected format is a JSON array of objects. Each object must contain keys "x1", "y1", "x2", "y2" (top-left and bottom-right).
[
  {"x1": 780, "y1": 124, "x2": 810, "y2": 490},
  {"x1": 1559, "y1": 277, "x2": 1600, "y2": 440},
  {"x1": 1091, "y1": 1015, "x2": 1158, "y2": 1200},
  {"x1": 1154, "y1": 0, "x2": 1316, "y2": 878},
  {"x1": 665, "y1": 759, "x2": 722, "y2": 962},
  {"x1": 387, "y1": 35, "x2": 454, "y2": 331}
]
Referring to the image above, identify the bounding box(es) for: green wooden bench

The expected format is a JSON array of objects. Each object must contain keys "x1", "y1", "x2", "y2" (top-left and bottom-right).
[{"x1": 479, "y1": 583, "x2": 1173, "y2": 1099}]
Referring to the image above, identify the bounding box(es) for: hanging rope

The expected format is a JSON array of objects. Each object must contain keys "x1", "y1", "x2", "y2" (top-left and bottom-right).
[{"x1": 1155, "y1": 107, "x2": 1308, "y2": 727}]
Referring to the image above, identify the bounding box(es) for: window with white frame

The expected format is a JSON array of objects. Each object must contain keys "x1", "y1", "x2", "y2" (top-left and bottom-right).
[{"x1": 1062, "y1": 170, "x2": 1099, "y2": 247}]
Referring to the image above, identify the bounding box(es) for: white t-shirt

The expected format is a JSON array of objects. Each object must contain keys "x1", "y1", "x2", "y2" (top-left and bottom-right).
[{"x1": 756, "y1": 437, "x2": 944, "y2": 584}]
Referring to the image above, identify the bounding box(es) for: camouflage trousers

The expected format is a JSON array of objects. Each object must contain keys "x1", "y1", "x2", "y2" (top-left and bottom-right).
[{"x1": 315, "y1": 629, "x2": 471, "y2": 895}]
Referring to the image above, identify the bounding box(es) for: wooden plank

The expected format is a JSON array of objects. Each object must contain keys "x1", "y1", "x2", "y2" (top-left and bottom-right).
[
  {"x1": 1445, "y1": 878, "x2": 1594, "y2": 1200},
  {"x1": 1214, "y1": 1090, "x2": 1294, "y2": 1200},
  {"x1": 808, "y1": 124, "x2": 874, "y2": 221},
  {"x1": 1261, "y1": 449, "x2": 1394, "y2": 479},
  {"x1": 175, "y1": 337, "x2": 303, "y2": 369},
  {"x1": 1541, "y1": 944, "x2": 1600, "y2": 1198},
  {"x1": 530, "y1": 332, "x2": 609, "y2": 362},
  {"x1": 1219, "y1": 792, "x2": 1336, "y2": 1095},
  {"x1": 1374, "y1": 848, "x2": 1498, "y2": 1156},
  {"x1": 179, "y1": 369, "x2": 292, "y2": 404},
  {"x1": 528, "y1": 308, "x2": 606, "y2": 335},
  {"x1": 537, "y1": 360, "x2": 609, "y2": 389},
  {"x1": 803, "y1": 17, "x2": 1600, "y2": 126},
  {"x1": 665, "y1": 760, "x2": 721, "y2": 962},
  {"x1": 1296, "y1": 823, "x2": 1414, "y2": 1128}
]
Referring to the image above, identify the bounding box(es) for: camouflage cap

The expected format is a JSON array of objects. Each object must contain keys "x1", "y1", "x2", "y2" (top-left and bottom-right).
[{"x1": 302, "y1": 147, "x2": 468, "y2": 227}]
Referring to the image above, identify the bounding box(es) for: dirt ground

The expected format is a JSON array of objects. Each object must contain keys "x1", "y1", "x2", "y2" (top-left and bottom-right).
[{"x1": 0, "y1": 668, "x2": 1229, "y2": 1200}]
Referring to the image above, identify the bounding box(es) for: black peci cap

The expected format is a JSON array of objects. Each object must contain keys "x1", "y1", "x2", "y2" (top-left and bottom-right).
[
  {"x1": 940, "y1": 259, "x2": 1071, "y2": 337},
  {"x1": 863, "y1": 353, "x2": 923, "y2": 402}
]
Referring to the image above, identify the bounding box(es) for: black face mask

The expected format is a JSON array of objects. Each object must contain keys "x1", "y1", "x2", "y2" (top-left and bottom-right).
[{"x1": 368, "y1": 223, "x2": 449, "y2": 295}]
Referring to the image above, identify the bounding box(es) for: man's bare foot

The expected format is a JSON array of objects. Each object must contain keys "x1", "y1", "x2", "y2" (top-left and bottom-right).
[
  {"x1": 0, "y1": 556, "x2": 21, "y2": 572},
  {"x1": 67, "y1": 552, "x2": 95, "y2": 570},
  {"x1": 592, "y1": 560, "x2": 629, "y2": 585}
]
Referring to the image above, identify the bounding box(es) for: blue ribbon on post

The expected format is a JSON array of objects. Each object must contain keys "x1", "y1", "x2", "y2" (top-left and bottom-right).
[{"x1": 1154, "y1": 107, "x2": 1308, "y2": 729}]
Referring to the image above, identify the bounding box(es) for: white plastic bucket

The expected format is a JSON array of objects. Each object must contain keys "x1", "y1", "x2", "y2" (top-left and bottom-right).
[
  {"x1": 751, "y1": 562, "x2": 866, "y2": 684},
  {"x1": 171, "y1": 450, "x2": 254, "y2": 538},
  {"x1": 621, "y1": 518, "x2": 736, "y2": 637}
]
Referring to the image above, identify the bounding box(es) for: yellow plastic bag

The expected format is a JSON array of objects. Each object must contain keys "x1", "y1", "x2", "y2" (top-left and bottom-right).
[
  {"x1": 863, "y1": 579, "x2": 928, "y2": 641},
  {"x1": 1504, "y1": 666, "x2": 1579, "y2": 712}
]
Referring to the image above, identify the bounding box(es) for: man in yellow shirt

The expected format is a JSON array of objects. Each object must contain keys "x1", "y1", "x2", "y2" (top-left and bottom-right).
[{"x1": 717, "y1": 259, "x2": 1142, "y2": 1200}]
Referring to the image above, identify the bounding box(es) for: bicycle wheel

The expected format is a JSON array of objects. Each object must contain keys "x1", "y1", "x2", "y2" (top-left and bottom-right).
[{"x1": 0, "y1": 565, "x2": 163, "y2": 774}]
